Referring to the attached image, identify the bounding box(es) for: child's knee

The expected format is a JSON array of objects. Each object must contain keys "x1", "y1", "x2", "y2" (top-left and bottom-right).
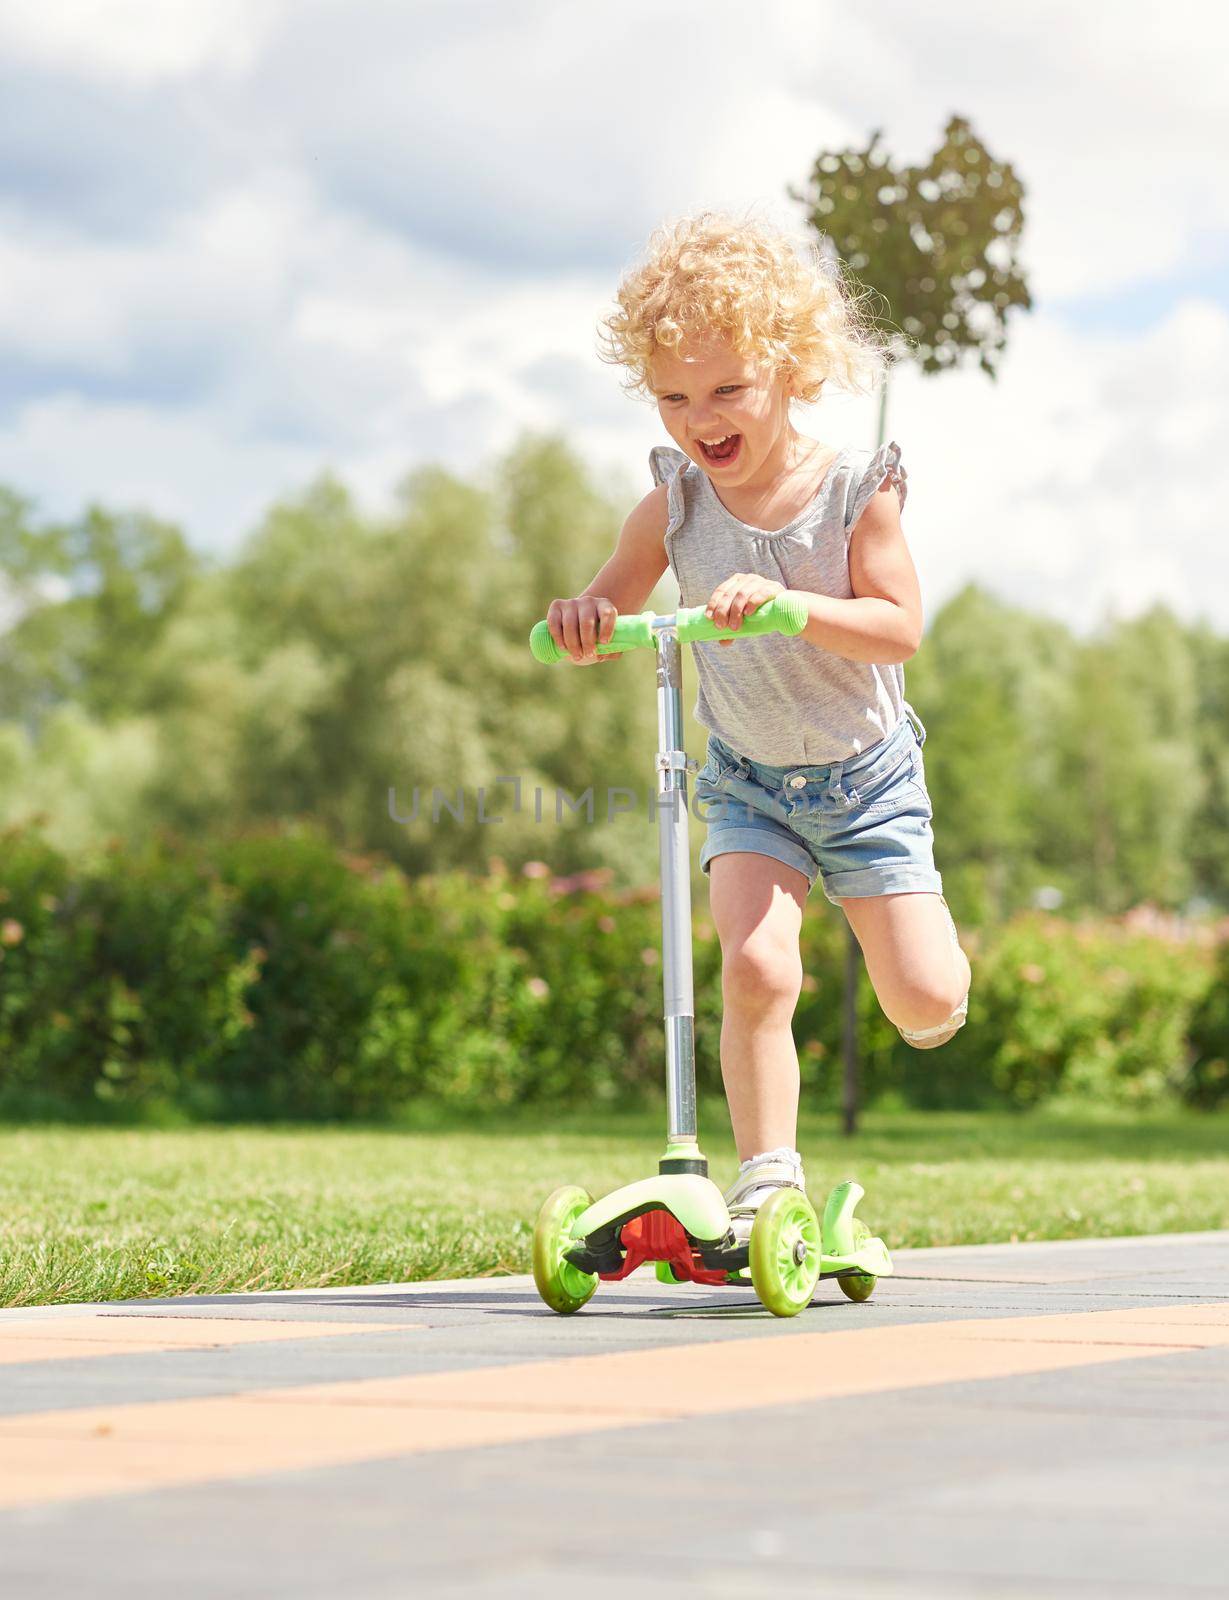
[{"x1": 897, "y1": 988, "x2": 969, "y2": 1051}]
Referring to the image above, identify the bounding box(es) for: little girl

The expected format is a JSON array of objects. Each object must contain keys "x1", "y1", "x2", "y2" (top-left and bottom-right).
[{"x1": 547, "y1": 210, "x2": 971, "y2": 1242}]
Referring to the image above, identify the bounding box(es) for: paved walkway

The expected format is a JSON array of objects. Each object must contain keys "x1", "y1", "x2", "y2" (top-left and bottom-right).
[{"x1": 2, "y1": 1232, "x2": 1227, "y2": 1597}]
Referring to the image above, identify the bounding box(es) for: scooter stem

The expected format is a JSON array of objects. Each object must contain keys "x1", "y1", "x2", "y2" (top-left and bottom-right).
[{"x1": 652, "y1": 621, "x2": 701, "y2": 1166}]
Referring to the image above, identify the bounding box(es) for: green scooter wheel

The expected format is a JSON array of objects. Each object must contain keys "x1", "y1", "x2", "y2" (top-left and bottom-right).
[
  {"x1": 532, "y1": 1186, "x2": 598, "y2": 1314},
  {"x1": 749, "y1": 1187, "x2": 821, "y2": 1317},
  {"x1": 837, "y1": 1216, "x2": 877, "y2": 1302}
]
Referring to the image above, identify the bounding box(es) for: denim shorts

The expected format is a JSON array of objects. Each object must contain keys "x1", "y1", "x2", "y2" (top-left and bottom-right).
[{"x1": 693, "y1": 705, "x2": 943, "y2": 905}]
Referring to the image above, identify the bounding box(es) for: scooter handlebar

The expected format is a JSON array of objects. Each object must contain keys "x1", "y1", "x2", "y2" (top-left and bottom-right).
[{"x1": 529, "y1": 591, "x2": 810, "y2": 665}]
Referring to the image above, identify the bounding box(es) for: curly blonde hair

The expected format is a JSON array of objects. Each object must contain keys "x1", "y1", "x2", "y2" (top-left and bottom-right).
[{"x1": 596, "y1": 208, "x2": 886, "y2": 404}]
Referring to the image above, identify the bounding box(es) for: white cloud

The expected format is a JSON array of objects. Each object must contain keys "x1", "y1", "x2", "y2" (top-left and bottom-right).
[
  {"x1": 3, "y1": 393, "x2": 318, "y2": 551},
  {"x1": 875, "y1": 297, "x2": 1229, "y2": 632},
  {"x1": 785, "y1": 1, "x2": 1229, "y2": 300},
  {"x1": 0, "y1": 0, "x2": 1226, "y2": 634},
  {"x1": 0, "y1": 0, "x2": 285, "y2": 85}
]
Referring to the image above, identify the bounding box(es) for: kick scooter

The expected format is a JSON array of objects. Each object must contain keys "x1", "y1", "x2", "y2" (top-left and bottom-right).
[{"x1": 527, "y1": 593, "x2": 893, "y2": 1317}]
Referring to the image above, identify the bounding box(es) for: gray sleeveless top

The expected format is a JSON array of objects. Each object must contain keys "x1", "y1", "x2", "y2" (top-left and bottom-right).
[{"x1": 649, "y1": 439, "x2": 910, "y2": 765}]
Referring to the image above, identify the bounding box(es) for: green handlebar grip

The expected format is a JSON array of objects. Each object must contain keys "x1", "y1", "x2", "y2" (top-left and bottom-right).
[{"x1": 529, "y1": 591, "x2": 810, "y2": 664}]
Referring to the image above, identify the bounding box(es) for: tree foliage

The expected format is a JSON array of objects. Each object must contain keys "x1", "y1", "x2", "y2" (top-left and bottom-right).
[
  {"x1": 790, "y1": 113, "x2": 1032, "y2": 378},
  {"x1": 1, "y1": 442, "x2": 1226, "y2": 919}
]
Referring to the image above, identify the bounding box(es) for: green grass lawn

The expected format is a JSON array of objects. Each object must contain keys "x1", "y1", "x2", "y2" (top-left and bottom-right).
[{"x1": 2, "y1": 1105, "x2": 1227, "y2": 1308}]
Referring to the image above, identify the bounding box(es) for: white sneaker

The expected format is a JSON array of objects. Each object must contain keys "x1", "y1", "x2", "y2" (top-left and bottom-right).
[{"x1": 722, "y1": 1148, "x2": 806, "y2": 1246}]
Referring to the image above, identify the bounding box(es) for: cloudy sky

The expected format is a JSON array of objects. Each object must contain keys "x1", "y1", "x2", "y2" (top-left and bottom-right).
[{"x1": 2, "y1": 0, "x2": 1226, "y2": 633}]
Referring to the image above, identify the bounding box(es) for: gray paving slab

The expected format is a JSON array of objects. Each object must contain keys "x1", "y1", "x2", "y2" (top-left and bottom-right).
[
  {"x1": 1, "y1": 1231, "x2": 1227, "y2": 1598},
  {"x1": 6, "y1": 1354, "x2": 1228, "y2": 1599},
  {"x1": 5, "y1": 1233, "x2": 1227, "y2": 1418}
]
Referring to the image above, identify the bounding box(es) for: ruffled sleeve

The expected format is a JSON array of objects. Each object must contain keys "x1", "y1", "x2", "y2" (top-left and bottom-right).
[
  {"x1": 648, "y1": 445, "x2": 690, "y2": 540},
  {"x1": 845, "y1": 440, "x2": 908, "y2": 535}
]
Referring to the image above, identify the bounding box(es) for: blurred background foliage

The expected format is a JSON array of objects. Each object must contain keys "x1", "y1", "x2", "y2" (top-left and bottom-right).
[
  {"x1": 0, "y1": 825, "x2": 1225, "y2": 1119},
  {"x1": 3, "y1": 432, "x2": 1226, "y2": 919},
  {"x1": 2, "y1": 433, "x2": 1228, "y2": 1118}
]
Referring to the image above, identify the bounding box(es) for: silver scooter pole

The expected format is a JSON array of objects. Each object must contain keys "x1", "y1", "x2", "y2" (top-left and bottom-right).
[{"x1": 650, "y1": 620, "x2": 699, "y2": 1157}]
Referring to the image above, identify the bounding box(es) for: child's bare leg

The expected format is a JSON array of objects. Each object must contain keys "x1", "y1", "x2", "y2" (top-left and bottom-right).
[
  {"x1": 840, "y1": 891, "x2": 971, "y2": 1049},
  {"x1": 708, "y1": 853, "x2": 809, "y2": 1159}
]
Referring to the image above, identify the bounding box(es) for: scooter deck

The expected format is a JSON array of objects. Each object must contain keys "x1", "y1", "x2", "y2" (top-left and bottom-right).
[
  {"x1": 820, "y1": 1235, "x2": 893, "y2": 1278},
  {"x1": 586, "y1": 1174, "x2": 894, "y2": 1288},
  {"x1": 715, "y1": 1235, "x2": 892, "y2": 1287}
]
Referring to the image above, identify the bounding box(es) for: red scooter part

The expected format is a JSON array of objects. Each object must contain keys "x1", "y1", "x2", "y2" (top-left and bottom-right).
[{"x1": 598, "y1": 1210, "x2": 730, "y2": 1286}]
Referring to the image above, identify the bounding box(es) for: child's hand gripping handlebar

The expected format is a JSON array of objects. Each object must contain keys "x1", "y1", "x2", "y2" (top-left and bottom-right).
[{"x1": 529, "y1": 592, "x2": 810, "y2": 664}]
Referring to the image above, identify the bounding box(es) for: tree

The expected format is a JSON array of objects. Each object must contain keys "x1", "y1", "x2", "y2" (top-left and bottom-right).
[
  {"x1": 1189, "y1": 622, "x2": 1229, "y2": 904},
  {"x1": 1041, "y1": 608, "x2": 1201, "y2": 911},
  {"x1": 0, "y1": 495, "x2": 199, "y2": 730},
  {"x1": 906, "y1": 584, "x2": 1068, "y2": 922},
  {"x1": 792, "y1": 114, "x2": 1032, "y2": 381},
  {"x1": 791, "y1": 114, "x2": 1033, "y2": 1133},
  {"x1": 218, "y1": 436, "x2": 664, "y2": 881}
]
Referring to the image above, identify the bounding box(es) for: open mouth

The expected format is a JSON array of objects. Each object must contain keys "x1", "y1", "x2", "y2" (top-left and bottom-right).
[{"x1": 698, "y1": 434, "x2": 741, "y2": 466}]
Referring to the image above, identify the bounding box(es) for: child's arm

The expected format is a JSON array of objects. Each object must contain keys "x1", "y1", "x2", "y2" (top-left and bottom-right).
[
  {"x1": 546, "y1": 485, "x2": 670, "y2": 664},
  {"x1": 704, "y1": 484, "x2": 923, "y2": 665},
  {"x1": 799, "y1": 481, "x2": 922, "y2": 663}
]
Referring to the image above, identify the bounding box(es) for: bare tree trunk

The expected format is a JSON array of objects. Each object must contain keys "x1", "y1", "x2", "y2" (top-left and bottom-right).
[{"x1": 841, "y1": 373, "x2": 891, "y2": 1138}]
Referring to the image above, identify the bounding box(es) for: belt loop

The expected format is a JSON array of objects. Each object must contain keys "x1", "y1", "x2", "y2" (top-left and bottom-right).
[
  {"x1": 826, "y1": 753, "x2": 846, "y2": 802},
  {"x1": 904, "y1": 700, "x2": 927, "y2": 748}
]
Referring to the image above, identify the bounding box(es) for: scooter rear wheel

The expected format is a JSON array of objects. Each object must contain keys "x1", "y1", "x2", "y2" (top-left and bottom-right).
[
  {"x1": 749, "y1": 1187, "x2": 821, "y2": 1317},
  {"x1": 532, "y1": 1186, "x2": 598, "y2": 1314},
  {"x1": 837, "y1": 1216, "x2": 877, "y2": 1302}
]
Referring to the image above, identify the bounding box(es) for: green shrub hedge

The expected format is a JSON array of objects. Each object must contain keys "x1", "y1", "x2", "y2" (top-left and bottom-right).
[{"x1": 0, "y1": 821, "x2": 1221, "y2": 1119}]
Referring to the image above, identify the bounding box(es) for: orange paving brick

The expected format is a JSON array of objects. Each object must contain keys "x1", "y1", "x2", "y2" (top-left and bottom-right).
[
  {"x1": 0, "y1": 1301, "x2": 1226, "y2": 1511},
  {"x1": 0, "y1": 1315, "x2": 416, "y2": 1366}
]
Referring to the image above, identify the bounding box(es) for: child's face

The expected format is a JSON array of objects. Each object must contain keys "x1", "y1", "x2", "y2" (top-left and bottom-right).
[{"x1": 648, "y1": 335, "x2": 792, "y2": 484}]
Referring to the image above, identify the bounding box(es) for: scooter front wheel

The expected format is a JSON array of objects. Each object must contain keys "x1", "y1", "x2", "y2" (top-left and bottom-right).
[
  {"x1": 532, "y1": 1186, "x2": 598, "y2": 1314},
  {"x1": 749, "y1": 1187, "x2": 821, "y2": 1317}
]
